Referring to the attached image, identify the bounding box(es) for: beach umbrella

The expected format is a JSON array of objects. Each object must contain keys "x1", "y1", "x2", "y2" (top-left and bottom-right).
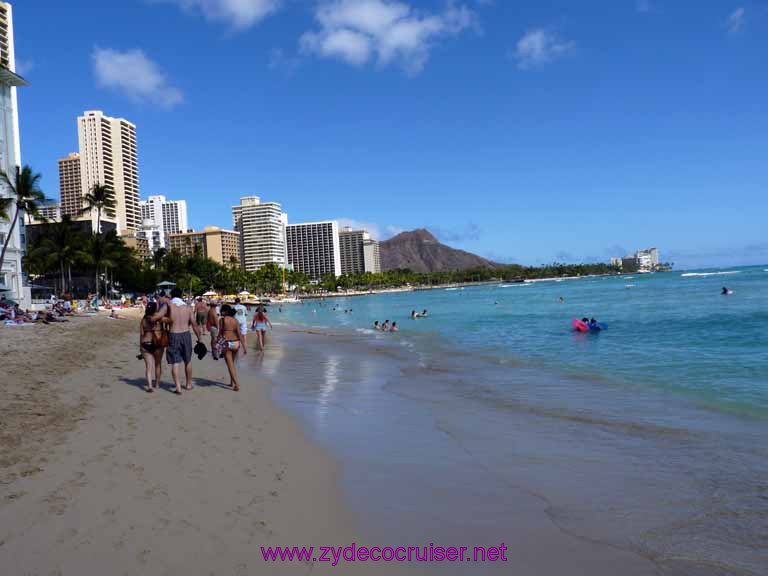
[
  {"x1": 238, "y1": 290, "x2": 251, "y2": 296},
  {"x1": 203, "y1": 290, "x2": 218, "y2": 297},
  {"x1": 157, "y1": 280, "x2": 176, "y2": 288}
]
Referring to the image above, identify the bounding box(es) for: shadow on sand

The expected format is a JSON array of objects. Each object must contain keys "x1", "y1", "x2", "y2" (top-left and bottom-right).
[{"x1": 120, "y1": 376, "x2": 231, "y2": 394}]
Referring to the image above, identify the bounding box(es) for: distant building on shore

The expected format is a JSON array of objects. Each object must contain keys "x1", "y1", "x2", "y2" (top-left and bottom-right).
[
  {"x1": 169, "y1": 226, "x2": 240, "y2": 266},
  {"x1": 286, "y1": 221, "x2": 342, "y2": 280},
  {"x1": 139, "y1": 195, "x2": 188, "y2": 251},
  {"x1": 76, "y1": 110, "x2": 141, "y2": 234},
  {"x1": 231, "y1": 196, "x2": 287, "y2": 272},
  {"x1": 0, "y1": 1, "x2": 29, "y2": 305},
  {"x1": 339, "y1": 227, "x2": 381, "y2": 275},
  {"x1": 621, "y1": 247, "x2": 662, "y2": 273}
]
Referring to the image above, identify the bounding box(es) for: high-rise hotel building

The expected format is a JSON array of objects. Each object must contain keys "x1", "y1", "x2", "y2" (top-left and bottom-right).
[
  {"x1": 71, "y1": 110, "x2": 140, "y2": 234},
  {"x1": 0, "y1": 1, "x2": 29, "y2": 305},
  {"x1": 231, "y1": 196, "x2": 287, "y2": 272},
  {"x1": 139, "y1": 195, "x2": 188, "y2": 251},
  {"x1": 286, "y1": 221, "x2": 342, "y2": 280},
  {"x1": 58, "y1": 152, "x2": 82, "y2": 218},
  {"x1": 339, "y1": 227, "x2": 381, "y2": 275}
]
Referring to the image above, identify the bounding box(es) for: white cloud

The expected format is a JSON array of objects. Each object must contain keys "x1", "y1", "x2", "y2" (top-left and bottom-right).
[
  {"x1": 92, "y1": 48, "x2": 183, "y2": 109},
  {"x1": 336, "y1": 218, "x2": 406, "y2": 240},
  {"x1": 513, "y1": 28, "x2": 573, "y2": 70},
  {"x1": 301, "y1": 0, "x2": 477, "y2": 74},
  {"x1": 14, "y1": 58, "x2": 34, "y2": 76},
  {"x1": 161, "y1": 0, "x2": 281, "y2": 29},
  {"x1": 337, "y1": 218, "x2": 383, "y2": 240},
  {"x1": 727, "y1": 7, "x2": 745, "y2": 34}
]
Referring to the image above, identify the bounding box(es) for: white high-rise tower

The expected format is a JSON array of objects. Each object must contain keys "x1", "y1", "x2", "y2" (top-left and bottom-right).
[
  {"x1": 231, "y1": 196, "x2": 287, "y2": 271},
  {"x1": 139, "y1": 195, "x2": 188, "y2": 251},
  {"x1": 0, "y1": 2, "x2": 29, "y2": 305},
  {"x1": 77, "y1": 110, "x2": 140, "y2": 233}
]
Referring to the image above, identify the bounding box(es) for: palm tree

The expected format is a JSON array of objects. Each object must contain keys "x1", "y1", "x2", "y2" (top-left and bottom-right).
[
  {"x1": 0, "y1": 165, "x2": 47, "y2": 275},
  {"x1": 42, "y1": 216, "x2": 87, "y2": 293},
  {"x1": 79, "y1": 183, "x2": 116, "y2": 234}
]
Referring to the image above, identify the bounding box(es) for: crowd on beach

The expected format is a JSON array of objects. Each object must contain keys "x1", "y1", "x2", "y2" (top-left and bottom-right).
[
  {"x1": 137, "y1": 289, "x2": 273, "y2": 395},
  {"x1": 0, "y1": 294, "x2": 79, "y2": 325}
]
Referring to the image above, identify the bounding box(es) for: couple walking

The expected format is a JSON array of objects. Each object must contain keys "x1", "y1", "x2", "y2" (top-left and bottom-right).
[
  {"x1": 139, "y1": 288, "x2": 202, "y2": 394},
  {"x1": 139, "y1": 289, "x2": 253, "y2": 393}
]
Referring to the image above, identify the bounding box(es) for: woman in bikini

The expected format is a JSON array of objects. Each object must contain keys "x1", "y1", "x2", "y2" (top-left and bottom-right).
[
  {"x1": 250, "y1": 304, "x2": 273, "y2": 351},
  {"x1": 139, "y1": 302, "x2": 165, "y2": 393},
  {"x1": 219, "y1": 304, "x2": 247, "y2": 391}
]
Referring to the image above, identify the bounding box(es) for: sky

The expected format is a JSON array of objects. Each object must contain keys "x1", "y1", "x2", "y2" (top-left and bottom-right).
[{"x1": 12, "y1": 0, "x2": 768, "y2": 269}]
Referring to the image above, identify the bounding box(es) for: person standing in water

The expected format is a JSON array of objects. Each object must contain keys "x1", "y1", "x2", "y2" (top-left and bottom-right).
[
  {"x1": 152, "y1": 288, "x2": 201, "y2": 394},
  {"x1": 219, "y1": 304, "x2": 246, "y2": 391},
  {"x1": 250, "y1": 304, "x2": 273, "y2": 351}
]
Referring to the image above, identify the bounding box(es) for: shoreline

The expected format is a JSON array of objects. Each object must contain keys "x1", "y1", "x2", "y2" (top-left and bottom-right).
[
  {"x1": 261, "y1": 318, "x2": 767, "y2": 576},
  {"x1": 292, "y1": 272, "x2": 648, "y2": 301}
]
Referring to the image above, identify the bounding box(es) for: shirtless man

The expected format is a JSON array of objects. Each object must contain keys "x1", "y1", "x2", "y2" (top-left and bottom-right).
[
  {"x1": 194, "y1": 297, "x2": 209, "y2": 335},
  {"x1": 153, "y1": 288, "x2": 201, "y2": 394}
]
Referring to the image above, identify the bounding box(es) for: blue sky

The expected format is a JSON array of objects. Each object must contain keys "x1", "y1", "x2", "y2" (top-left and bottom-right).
[{"x1": 13, "y1": 0, "x2": 768, "y2": 268}]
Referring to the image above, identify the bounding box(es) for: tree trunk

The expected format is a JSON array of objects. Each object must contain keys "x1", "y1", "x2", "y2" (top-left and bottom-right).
[
  {"x1": 0, "y1": 205, "x2": 20, "y2": 276},
  {"x1": 60, "y1": 260, "x2": 66, "y2": 294},
  {"x1": 96, "y1": 207, "x2": 101, "y2": 235}
]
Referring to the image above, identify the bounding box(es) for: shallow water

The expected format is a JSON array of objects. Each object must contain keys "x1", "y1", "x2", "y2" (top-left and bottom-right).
[{"x1": 250, "y1": 266, "x2": 768, "y2": 575}]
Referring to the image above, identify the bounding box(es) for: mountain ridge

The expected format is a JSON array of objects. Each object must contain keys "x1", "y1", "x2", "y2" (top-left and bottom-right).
[{"x1": 379, "y1": 228, "x2": 500, "y2": 273}]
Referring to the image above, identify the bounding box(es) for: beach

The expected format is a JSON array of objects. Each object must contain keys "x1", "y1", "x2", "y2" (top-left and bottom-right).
[
  {"x1": 0, "y1": 314, "x2": 658, "y2": 576},
  {"x1": 2, "y1": 269, "x2": 766, "y2": 576},
  {"x1": 0, "y1": 312, "x2": 380, "y2": 576}
]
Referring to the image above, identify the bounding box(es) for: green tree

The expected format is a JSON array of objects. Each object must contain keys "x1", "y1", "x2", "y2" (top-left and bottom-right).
[
  {"x1": 79, "y1": 183, "x2": 116, "y2": 234},
  {"x1": 37, "y1": 216, "x2": 87, "y2": 293},
  {"x1": 0, "y1": 165, "x2": 47, "y2": 274}
]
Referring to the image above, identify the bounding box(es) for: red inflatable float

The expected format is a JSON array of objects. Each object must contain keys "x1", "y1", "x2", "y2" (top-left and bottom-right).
[{"x1": 572, "y1": 319, "x2": 589, "y2": 333}]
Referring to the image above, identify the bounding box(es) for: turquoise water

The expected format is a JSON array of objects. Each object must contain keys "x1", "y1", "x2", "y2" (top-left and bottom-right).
[
  {"x1": 279, "y1": 266, "x2": 768, "y2": 419},
  {"x1": 258, "y1": 265, "x2": 768, "y2": 574}
]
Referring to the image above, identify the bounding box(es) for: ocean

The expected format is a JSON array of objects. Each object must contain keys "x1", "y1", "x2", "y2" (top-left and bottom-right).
[{"x1": 251, "y1": 266, "x2": 768, "y2": 575}]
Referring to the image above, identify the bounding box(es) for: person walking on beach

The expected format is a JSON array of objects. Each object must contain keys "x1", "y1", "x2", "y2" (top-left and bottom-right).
[
  {"x1": 206, "y1": 302, "x2": 220, "y2": 359},
  {"x1": 250, "y1": 304, "x2": 272, "y2": 351},
  {"x1": 233, "y1": 298, "x2": 249, "y2": 348},
  {"x1": 139, "y1": 302, "x2": 165, "y2": 393},
  {"x1": 152, "y1": 288, "x2": 201, "y2": 394},
  {"x1": 194, "y1": 297, "x2": 209, "y2": 335},
  {"x1": 218, "y1": 304, "x2": 246, "y2": 391}
]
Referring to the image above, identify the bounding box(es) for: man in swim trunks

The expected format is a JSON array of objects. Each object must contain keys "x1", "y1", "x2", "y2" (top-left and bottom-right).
[{"x1": 152, "y1": 288, "x2": 201, "y2": 394}]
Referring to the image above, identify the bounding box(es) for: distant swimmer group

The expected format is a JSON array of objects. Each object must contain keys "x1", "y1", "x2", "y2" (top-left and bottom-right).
[
  {"x1": 374, "y1": 320, "x2": 399, "y2": 332},
  {"x1": 411, "y1": 309, "x2": 428, "y2": 319}
]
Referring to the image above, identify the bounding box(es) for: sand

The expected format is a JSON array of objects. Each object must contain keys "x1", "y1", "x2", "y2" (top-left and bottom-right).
[{"x1": 0, "y1": 311, "x2": 377, "y2": 575}]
